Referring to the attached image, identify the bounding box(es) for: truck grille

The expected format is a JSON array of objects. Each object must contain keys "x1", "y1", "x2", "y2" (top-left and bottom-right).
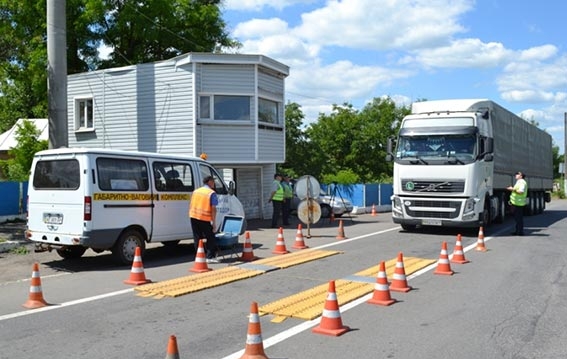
[
  {"x1": 404, "y1": 200, "x2": 462, "y2": 219},
  {"x1": 401, "y1": 180, "x2": 465, "y2": 193}
]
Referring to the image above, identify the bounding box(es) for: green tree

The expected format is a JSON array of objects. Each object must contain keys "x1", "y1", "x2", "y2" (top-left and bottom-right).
[
  {"x1": 0, "y1": 120, "x2": 48, "y2": 181},
  {"x1": 98, "y1": 0, "x2": 239, "y2": 68},
  {"x1": 305, "y1": 97, "x2": 409, "y2": 183},
  {"x1": 278, "y1": 102, "x2": 318, "y2": 178},
  {"x1": 0, "y1": 0, "x2": 238, "y2": 132}
]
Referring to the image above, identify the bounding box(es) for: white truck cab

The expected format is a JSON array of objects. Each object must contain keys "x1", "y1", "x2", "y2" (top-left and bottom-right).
[{"x1": 26, "y1": 148, "x2": 245, "y2": 264}]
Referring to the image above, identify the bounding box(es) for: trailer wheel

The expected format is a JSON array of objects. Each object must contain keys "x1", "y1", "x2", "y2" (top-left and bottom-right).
[
  {"x1": 56, "y1": 246, "x2": 87, "y2": 260},
  {"x1": 112, "y1": 228, "x2": 145, "y2": 265},
  {"x1": 537, "y1": 192, "x2": 544, "y2": 214},
  {"x1": 494, "y1": 194, "x2": 506, "y2": 224}
]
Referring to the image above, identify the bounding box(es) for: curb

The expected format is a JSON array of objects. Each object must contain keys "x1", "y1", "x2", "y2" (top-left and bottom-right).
[{"x1": 0, "y1": 240, "x2": 23, "y2": 253}]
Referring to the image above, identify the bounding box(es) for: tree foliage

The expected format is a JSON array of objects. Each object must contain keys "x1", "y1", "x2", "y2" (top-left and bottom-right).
[
  {"x1": 0, "y1": 120, "x2": 48, "y2": 181},
  {"x1": 97, "y1": 0, "x2": 239, "y2": 68},
  {"x1": 0, "y1": 0, "x2": 238, "y2": 132},
  {"x1": 280, "y1": 97, "x2": 410, "y2": 184}
]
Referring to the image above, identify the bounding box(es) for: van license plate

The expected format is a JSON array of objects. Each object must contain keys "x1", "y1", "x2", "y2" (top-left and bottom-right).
[
  {"x1": 43, "y1": 213, "x2": 63, "y2": 225},
  {"x1": 422, "y1": 219, "x2": 442, "y2": 226}
]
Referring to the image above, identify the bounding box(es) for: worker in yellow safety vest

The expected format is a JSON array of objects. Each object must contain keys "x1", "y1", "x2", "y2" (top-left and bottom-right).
[
  {"x1": 269, "y1": 173, "x2": 285, "y2": 228},
  {"x1": 507, "y1": 171, "x2": 528, "y2": 236},
  {"x1": 281, "y1": 174, "x2": 293, "y2": 226}
]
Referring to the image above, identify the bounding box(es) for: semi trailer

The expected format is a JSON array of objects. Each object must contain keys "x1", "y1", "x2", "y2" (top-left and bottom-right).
[{"x1": 386, "y1": 99, "x2": 553, "y2": 231}]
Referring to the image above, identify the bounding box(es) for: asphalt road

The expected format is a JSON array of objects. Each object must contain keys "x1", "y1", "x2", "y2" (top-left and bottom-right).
[{"x1": 1, "y1": 201, "x2": 566, "y2": 359}]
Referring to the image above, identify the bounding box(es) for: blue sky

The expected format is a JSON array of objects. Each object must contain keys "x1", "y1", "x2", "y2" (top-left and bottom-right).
[{"x1": 221, "y1": 0, "x2": 567, "y2": 154}]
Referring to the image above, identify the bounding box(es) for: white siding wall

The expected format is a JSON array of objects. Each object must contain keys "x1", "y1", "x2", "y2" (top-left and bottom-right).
[
  {"x1": 67, "y1": 62, "x2": 195, "y2": 155},
  {"x1": 201, "y1": 64, "x2": 255, "y2": 93},
  {"x1": 258, "y1": 129, "x2": 285, "y2": 162},
  {"x1": 200, "y1": 125, "x2": 256, "y2": 162},
  {"x1": 262, "y1": 164, "x2": 277, "y2": 219},
  {"x1": 235, "y1": 167, "x2": 262, "y2": 219}
]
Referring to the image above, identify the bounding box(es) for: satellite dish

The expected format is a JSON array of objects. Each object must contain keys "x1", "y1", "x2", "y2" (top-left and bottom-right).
[
  {"x1": 294, "y1": 175, "x2": 320, "y2": 200},
  {"x1": 297, "y1": 199, "x2": 321, "y2": 225}
]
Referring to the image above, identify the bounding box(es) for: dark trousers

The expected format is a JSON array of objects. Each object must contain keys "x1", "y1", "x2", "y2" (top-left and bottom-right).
[
  {"x1": 191, "y1": 217, "x2": 217, "y2": 258},
  {"x1": 271, "y1": 200, "x2": 283, "y2": 228},
  {"x1": 512, "y1": 204, "x2": 524, "y2": 235},
  {"x1": 282, "y1": 198, "x2": 291, "y2": 225}
]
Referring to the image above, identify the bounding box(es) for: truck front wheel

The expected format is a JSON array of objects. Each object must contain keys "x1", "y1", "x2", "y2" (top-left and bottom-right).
[
  {"x1": 112, "y1": 229, "x2": 145, "y2": 265},
  {"x1": 481, "y1": 200, "x2": 491, "y2": 227}
]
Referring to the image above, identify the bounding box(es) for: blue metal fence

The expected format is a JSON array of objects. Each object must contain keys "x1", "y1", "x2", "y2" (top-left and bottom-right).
[
  {"x1": 322, "y1": 183, "x2": 393, "y2": 207},
  {"x1": 0, "y1": 181, "x2": 391, "y2": 217},
  {"x1": 0, "y1": 181, "x2": 28, "y2": 216}
]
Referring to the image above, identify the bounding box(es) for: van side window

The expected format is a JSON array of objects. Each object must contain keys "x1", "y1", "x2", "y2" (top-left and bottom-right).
[
  {"x1": 199, "y1": 164, "x2": 228, "y2": 195},
  {"x1": 96, "y1": 157, "x2": 148, "y2": 191},
  {"x1": 153, "y1": 162, "x2": 194, "y2": 192},
  {"x1": 32, "y1": 159, "x2": 80, "y2": 189}
]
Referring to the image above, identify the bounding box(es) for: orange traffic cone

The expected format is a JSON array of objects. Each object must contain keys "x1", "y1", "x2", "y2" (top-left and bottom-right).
[
  {"x1": 389, "y1": 252, "x2": 412, "y2": 293},
  {"x1": 451, "y1": 234, "x2": 470, "y2": 264},
  {"x1": 312, "y1": 280, "x2": 350, "y2": 336},
  {"x1": 434, "y1": 241, "x2": 454, "y2": 275},
  {"x1": 165, "y1": 335, "x2": 180, "y2": 359},
  {"x1": 240, "y1": 231, "x2": 257, "y2": 262},
  {"x1": 123, "y1": 247, "x2": 151, "y2": 285},
  {"x1": 367, "y1": 261, "x2": 396, "y2": 306},
  {"x1": 330, "y1": 211, "x2": 335, "y2": 222},
  {"x1": 190, "y1": 239, "x2": 212, "y2": 273},
  {"x1": 371, "y1": 204, "x2": 377, "y2": 216},
  {"x1": 336, "y1": 220, "x2": 346, "y2": 240},
  {"x1": 239, "y1": 301, "x2": 269, "y2": 359},
  {"x1": 292, "y1": 224, "x2": 308, "y2": 249},
  {"x1": 272, "y1": 227, "x2": 289, "y2": 254},
  {"x1": 475, "y1": 226, "x2": 487, "y2": 252},
  {"x1": 22, "y1": 262, "x2": 49, "y2": 309}
]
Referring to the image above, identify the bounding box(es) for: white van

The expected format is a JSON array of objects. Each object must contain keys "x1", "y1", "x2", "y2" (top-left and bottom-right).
[{"x1": 26, "y1": 148, "x2": 245, "y2": 264}]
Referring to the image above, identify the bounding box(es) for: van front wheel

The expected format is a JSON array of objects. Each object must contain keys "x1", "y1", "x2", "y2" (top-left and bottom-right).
[{"x1": 113, "y1": 229, "x2": 145, "y2": 265}]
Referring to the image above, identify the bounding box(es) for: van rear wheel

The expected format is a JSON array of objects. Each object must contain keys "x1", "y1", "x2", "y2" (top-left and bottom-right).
[
  {"x1": 56, "y1": 246, "x2": 87, "y2": 260},
  {"x1": 112, "y1": 229, "x2": 145, "y2": 265}
]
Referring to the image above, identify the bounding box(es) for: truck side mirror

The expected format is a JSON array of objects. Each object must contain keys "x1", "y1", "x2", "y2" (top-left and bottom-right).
[
  {"x1": 386, "y1": 137, "x2": 395, "y2": 161},
  {"x1": 485, "y1": 138, "x2": 493, "y2": 153},
  {"x1": 228, "y1": 181, "x2": 235, "y2": 195}
]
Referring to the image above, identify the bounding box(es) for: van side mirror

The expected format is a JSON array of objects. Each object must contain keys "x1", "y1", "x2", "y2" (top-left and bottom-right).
[{"x1": 228, "y1": 181, "x2": 236, "y2": 195}]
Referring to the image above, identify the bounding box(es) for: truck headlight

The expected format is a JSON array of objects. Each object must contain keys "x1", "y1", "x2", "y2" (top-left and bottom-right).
[
  {"x1": 393, "y1": 197, "x2": 402, "y2": 211},
  {"x1": 463, "y1": 198, "x2": 475, "y2": 214}
]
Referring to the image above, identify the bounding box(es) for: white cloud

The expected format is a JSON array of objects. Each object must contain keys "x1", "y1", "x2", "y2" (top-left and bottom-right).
[
  {"x1": 518, "y1": 45, "x2": 557, "y2": 61},
  {"x1": 294, "y1": 0, "x2": 473, "y2": 50},
  {"x1": 233, "y1": 18, "x2": 289, "y2": 38},
  {"x1": 404, "y1": 38, "x2": 513, "y2": 68},
  {"x1": 498, "y1": 54, "x2": 567, "y2": 103},
  {"x1": 224, "y1": 0, "x2": 315, "y2": 11}
]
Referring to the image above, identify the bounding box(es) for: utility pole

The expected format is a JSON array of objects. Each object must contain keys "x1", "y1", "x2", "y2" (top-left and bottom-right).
[
  {"x1": 47, "y1": 0, "x2": 68, "y2": 149},
  {"x1": 564, "y1": 113, "x2": 566, "y2": 192}
]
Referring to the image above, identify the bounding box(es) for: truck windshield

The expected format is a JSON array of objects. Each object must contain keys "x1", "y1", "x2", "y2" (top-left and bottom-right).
[{"x1": 396, "y1": 134, "x2": 476, "y2": 161}]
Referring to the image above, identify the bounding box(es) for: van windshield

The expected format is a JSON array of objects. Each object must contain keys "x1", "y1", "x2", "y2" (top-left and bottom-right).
[{"x1": 33, "y1": 159, "x2": 80, "y2": 189}]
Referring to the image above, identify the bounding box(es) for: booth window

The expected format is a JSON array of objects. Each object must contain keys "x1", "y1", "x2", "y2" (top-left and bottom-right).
[
  {"x1": 199, "y1": 95, "x2": 250, "y2": 121},
  {"x1": 259, "y1": 98, "x2": 280, "y2": 124},
  {"x1": 74, "y1": 97, "x2": 94, "y2": 131}
]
